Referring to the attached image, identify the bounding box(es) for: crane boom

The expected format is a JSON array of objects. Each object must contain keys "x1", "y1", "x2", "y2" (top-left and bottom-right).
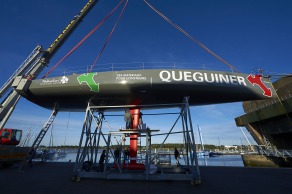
[
  {"x1": 0, "y1": 46, "x2": 43, "y2": 98},
  {"x1": 23, "y1": 0, "x2": 99, "y2": 79},
  {"x1": 0, "y1": 0, "x2": 99, "y2": 129}
]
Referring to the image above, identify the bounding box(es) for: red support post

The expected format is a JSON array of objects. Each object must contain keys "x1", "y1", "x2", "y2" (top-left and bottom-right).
[{"x1": 129, "y1": 108, "x2": 140, "y2": 164}]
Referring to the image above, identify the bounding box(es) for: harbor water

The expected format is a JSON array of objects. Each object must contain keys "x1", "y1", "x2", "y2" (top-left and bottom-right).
[{"x1": 46, "y1": 152, "x2": 244, "y2": 167}]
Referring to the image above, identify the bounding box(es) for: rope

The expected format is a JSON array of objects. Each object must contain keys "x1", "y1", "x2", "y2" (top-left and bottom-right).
[
  {"x1": 42, "y1": 0, "x2": 126, "y2": 78},
  {"x1": 144, "y1": 0, "x2": 240, "y2": 73},
  {"x1": 89, "y1": 0, "x2": 128, "y2": 72}
]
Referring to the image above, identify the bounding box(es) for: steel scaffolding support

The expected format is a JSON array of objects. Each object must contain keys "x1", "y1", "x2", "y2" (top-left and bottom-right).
[{"x1": 72, "y1": 97, "x2": 201, "y2": 184}]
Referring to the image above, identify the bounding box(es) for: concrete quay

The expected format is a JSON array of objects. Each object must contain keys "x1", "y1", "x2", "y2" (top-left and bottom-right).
[{"x1": 1, "y1": 162, "x2": 292, "y2": 194}]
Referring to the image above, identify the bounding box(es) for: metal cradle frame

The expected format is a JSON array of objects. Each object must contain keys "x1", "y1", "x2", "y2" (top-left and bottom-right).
[{"x1": 72, "y1": 97, "x2": 201, "y2": 184}]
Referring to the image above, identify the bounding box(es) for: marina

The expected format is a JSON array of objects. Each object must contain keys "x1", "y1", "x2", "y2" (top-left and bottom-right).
[
  {"x1": 1, "y1": 0, "x2": 292, "y2": 192},
  {"x1": 33, "y1": 151, "x2": 244, "y2": 167}
]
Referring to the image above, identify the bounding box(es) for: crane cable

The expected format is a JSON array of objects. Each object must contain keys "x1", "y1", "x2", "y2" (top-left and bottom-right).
[
  {"x1": 42, "y1": 0, "x2": 126, "y2": 78},
  {"x1": 144, "y1": 0, "x2": 240, "y2": 73},
  {"x1": 89, "y1": 0, "x2": 128, "y2": 72}
]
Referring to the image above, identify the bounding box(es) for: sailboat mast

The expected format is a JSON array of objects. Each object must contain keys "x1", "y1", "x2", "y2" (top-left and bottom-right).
[
  {"x1": 240, "y1": 127, "x2": 255, "y2": 152},
  {"x1": 197, "y1": 125, "x2": 204, "y2": 151}
]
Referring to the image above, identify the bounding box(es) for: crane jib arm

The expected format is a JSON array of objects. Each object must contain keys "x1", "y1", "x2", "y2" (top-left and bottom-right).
[
  {"x1": 46, "y1": 0, "x2": 99, "y2": 58},
  {"x1": 2, "y1": 0, "x2": 98, "y2": 127},
  {"x1": 32, "y1": 0, "x2": 99, "y2": 78},
  {"x1": 13, "y1": 0, "x2": 99, "y2": 96}
]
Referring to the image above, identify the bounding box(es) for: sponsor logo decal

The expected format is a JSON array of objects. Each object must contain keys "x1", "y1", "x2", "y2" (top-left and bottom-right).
[
  {"x1": 116, "y1": 73, "x2": 146, "y2": 81},
  {"x1": 159, "y1": 70, "x2": 247, "y2": 86},
  {"x1": 159, "y1": 70, "x2": 272, "y2": 97},
  {"x1": 77, "y1": 73, "x2": 99, "y2": 92},
  {"x1": 247, "y1": 74, "x2": 272, "y2": 97},
  {"x1": 40, "y1": 76, "x2": 69, "y2": 85},
  {"x1": 60, "y1": 76, "x2": 69, "y2": 84}
]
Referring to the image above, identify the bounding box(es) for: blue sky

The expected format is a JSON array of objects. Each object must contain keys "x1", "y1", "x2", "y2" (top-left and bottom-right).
[{"x1": 1, "y1": 0, "x2": 292, "y2": 147}]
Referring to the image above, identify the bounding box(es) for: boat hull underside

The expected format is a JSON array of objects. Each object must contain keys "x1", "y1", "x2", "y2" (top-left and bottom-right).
[{"x1": 18, "y1": 69, "x2": 276, "y2": 111}]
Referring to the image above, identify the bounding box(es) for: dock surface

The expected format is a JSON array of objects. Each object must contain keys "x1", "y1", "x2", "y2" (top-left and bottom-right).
[{"x1": 1, "y1": 162, "x2": 292, "y2": 194}]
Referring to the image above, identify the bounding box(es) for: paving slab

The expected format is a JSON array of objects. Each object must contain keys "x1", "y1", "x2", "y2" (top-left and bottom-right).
[{"x1": 1, "y1": 162, "x2": 292, "y2": 194}]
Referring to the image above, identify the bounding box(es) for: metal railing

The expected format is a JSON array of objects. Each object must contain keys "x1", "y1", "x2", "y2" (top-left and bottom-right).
[
  {"x1": 256, "y1": 145, "x2": 292, "y2": 158},
  {"x1": 44, "y1": 62, "x2": 236, "y2": 78}
]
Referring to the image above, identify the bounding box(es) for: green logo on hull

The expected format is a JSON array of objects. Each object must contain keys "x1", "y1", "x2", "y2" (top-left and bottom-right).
[{"x1": 77, "y1": 73, "x2": 99, "y2": 92}]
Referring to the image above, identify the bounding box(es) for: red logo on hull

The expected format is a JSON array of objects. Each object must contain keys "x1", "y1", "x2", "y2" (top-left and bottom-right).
[{"x1": 247, "y1": 74, "x2": 272, "y2": 97}]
